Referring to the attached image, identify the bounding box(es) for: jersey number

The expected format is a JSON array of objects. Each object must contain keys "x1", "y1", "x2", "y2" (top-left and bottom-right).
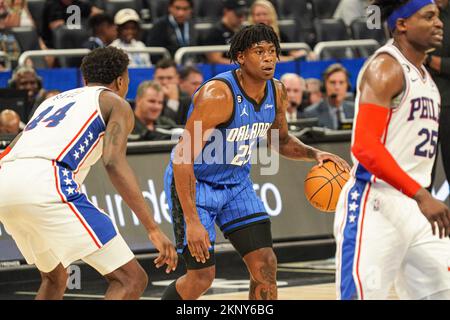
[
  {"x1": 25, "y1": 102, "x2": 75, "y2": 131},
  {"x1": 231, "y1": 142, "x2": 255, "y2": 166},
  {"x1": 414, "y1": 128, "x2": 438, "y2": 159}
]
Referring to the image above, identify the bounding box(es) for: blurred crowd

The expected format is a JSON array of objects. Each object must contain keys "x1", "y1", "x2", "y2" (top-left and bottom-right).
[{"x1": 0, "y1": 0, "x2": 388, "y2": 141}]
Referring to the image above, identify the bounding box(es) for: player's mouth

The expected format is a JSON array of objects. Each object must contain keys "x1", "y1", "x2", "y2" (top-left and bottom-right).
[
  {"x1": 262, "y1": 66, "x2": 274, "y2": 73},
  {"x1": 432, "y1": 31, "x2": 443, "y2": 42}
]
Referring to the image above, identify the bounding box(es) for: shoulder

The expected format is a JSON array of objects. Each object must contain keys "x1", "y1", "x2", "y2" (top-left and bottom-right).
[
  {"x1": 193, "y1": 79, "x2": 233, "y2": 103},
  {"x1": 272, "y1": 79, "x2": 286, "y2": 97},
  {"x1": 99, "y1": 90, "x2": 132, "y2": 122},
  {"x1": 362, "y1": 52, "x2": 404, "y2": 87}
]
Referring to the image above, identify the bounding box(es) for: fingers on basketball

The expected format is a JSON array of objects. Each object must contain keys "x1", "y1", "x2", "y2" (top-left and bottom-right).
[{"x1": 304, "y1": 161, "x2": 350, "y2": 213}]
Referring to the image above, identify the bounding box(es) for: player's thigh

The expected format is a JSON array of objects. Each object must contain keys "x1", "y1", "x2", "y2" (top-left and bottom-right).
[
  {"x1": 82, "y1": 234, "x2": 135, "y2": 276},
  {"x1": 335, "y1": 183, "x2": 407, "y2": 299},
  {"x1": 0, "y1": 205, "x2": 61, "y2": 273},
  {"x1": 227, "y1": 221, "x2": 273, "y2": 259},
  {"x1": 218, "y1": 180, "x2": 269, "y2": 236},
  {"x1": 395, "y1": 204, "x2": 450, "y2": 299},
  {"x1": 168, "y1": 178, "x2": 219, "y2": 269}
]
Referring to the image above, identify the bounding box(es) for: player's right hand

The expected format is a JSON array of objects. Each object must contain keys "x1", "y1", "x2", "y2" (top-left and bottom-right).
[
  {"x1": 414, "y1": 188, "x2": 450, "y2": 238},
  {"x1": 186, "y1": 221, "x2": 211, "y2": 264},
  {"x1": 148, "y1": 228, "x2": 178, "y2": 273}
]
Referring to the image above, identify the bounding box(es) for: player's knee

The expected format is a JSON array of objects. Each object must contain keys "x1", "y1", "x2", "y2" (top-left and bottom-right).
[
  {"x1": 127, "y1": 265, "x2": 148, "y2": 294},
  {"x1": 248, "y1": 249, "x2": 277, "y2": 282},
  {"x1": 41, "y1": 268, "x2": 68, "y2": 289},
  {"x1": 190, "y1": 267, "x2": 215, "y2": 291}
]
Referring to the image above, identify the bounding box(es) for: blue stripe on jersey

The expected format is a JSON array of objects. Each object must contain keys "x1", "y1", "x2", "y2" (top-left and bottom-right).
[
  {"x1": 56, "y1": 164, "x2": 117, "y2": 245},
  {"x1": 186, "y1": 69, "x2": 277, "y2": 185},
  {"x1": 340, "y1": 179, "x2": 369, "y2": 300},
  {"x1": 354, "y1": 163, "x2": 373, "y2": 182},
  {"x1": 59, "y1": 116, "x2": 105, "y2": 170}
]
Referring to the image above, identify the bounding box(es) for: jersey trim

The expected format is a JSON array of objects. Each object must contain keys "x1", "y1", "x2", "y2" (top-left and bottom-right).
[{"x1": 231, "y1": 69, "x2": 269, "y2": 112}]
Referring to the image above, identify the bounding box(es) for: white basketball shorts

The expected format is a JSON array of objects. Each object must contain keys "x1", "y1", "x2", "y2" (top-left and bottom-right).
[
  {"x1": 0, "y1": 158, "x2": 134, "y2": 275},
  {"x1": 334, "y1": 177, "x2": 450, "y2": 300}
]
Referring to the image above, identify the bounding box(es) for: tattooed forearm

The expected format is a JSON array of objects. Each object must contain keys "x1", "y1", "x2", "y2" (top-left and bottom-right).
[
  {"x1": 277, "y1": 134, "x2": 317, "y2": 161},
  {"x1": 105, "y1": 121, "x2": 122, "y2": 146},
  {"x1": 189, "y1": 175, "x2": 196, "y2": 202}
]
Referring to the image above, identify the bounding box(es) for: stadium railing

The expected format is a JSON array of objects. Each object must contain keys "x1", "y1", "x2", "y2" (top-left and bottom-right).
[
  {"x1": 18, "y1": 47, "x2": 171, "y2": 67},
  {"x1": 313, "y1": 39, "x2": 380, "y2": 60},
  {"x1": 173, "y1": 42, "x2": 313, "y2": 65}
]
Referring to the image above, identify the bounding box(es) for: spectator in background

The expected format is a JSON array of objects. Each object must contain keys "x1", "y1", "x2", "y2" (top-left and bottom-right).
[
  {"x1": 203, "y1": 0, "x2": 248, "y2": 64},
  {"x1": 8, "y1": 65, "x2": 45, "y2": 120},
  {"x1": 111, "y1": 8, "x2": 151, "y2": 68},
  {"x1": 42, "y1": 0, "x2": 103, "y2": 48},
  {"x1": 146, "y1": 0, "x2": 197, "y2": 63},
  {"x1": 302, "y1": 63, "x2": 354, "y2": 130},
  {"x1": 82, "y1": 13, "x2": 117, "y2": 50},
  {"x1": 153, "y1": 58, "x2": 191, "y2": 125},
  {"x1": 0, "y1": 16, "x2": 21, "y2": 70},
  {"x1": 0, "y1": 0, "x2": 55, "y2": 68},
  {"x1": 305, "y1": 78, "x2": 323, "y2": 105},
  {"x1": 280, "y1": 73, "x2": 306, "y2": 122},
  {"x1": 0, "y1": 109, "x2": 20, "y2": 134},
  {"x1": 333, "y1": 0, "x2": 369, "y2": 26},
  {"x1": 249, "y1": 0, "x2": 313, "y2": 61},
  {"x1": 132, "y1": 80, "x2": 177, "y2": 141},
  {"x1": 179, "y1": 65, "x2": 203, "y2": 97},
  {"x1": 426, "y1": 0, "x2": 450, "y2": 184}
]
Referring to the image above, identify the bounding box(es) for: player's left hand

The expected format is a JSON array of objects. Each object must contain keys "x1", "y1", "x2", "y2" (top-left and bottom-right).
[
  {"x1": 148, "y1": 229, "x2": 178, "y2": 273},
  {"x1": 315, "y1": 150, "x2": 351, "y2": 172}
]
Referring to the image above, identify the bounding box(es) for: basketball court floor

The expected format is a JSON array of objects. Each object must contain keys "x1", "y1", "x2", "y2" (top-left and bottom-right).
[{"x1": 0, "y1": 239, "x2": 399, "y2": 300}]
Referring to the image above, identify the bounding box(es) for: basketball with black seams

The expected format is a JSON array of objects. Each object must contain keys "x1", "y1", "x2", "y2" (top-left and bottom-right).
[{"x1": 304, "y1": 161, "x2": 350, "y2": 213}]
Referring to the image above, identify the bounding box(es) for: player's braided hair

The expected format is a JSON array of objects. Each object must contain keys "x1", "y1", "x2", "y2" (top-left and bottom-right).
[
  {"x1": 370, "y1": 0, "x2": 411, "y2": 21},
  {"x1": 228, "y1": 24, "x2": 281, "y2": 64},
  {"x1": 81, "y1": 47, "x2": 129, "y2": 85}
]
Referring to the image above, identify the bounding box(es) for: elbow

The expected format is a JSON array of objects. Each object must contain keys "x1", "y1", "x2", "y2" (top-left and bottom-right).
[{"x1": 351, "y1": 139, "x2": 379, "y2": 172}]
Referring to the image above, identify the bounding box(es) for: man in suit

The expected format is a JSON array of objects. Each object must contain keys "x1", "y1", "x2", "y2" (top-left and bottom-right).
[
  {"x1": 146, "y1": 0, "x2": 197, "y2": 63},
  {"x1": 280, "y1": 73, "x2": 306, "y2": 122},
  {"x1": 302, "y1": 63, "x2": 354, "y2": 130}
]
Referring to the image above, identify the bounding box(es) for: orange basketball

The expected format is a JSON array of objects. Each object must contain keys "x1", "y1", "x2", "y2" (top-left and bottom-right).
[{"x1": 304, "y1": 161, "x2": 350, "y2": 213}]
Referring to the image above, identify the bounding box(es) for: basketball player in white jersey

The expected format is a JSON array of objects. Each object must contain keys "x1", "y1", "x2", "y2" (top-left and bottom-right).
[
  {"x1": 0, "y1": 47, "x2": 177, "y2": 299},
  {"x1": 334, "y1": 0, "x2": 450, "y2": 299}
]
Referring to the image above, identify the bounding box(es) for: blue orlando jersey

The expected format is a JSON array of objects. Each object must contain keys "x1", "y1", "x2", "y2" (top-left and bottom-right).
[{"x1": 184, "y1": 69, "x2": 277, "y2": 185}]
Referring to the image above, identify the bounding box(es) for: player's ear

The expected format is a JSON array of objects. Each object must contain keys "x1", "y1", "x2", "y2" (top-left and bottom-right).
[
  {"x1": 396, "y1": 18, "x2": 408, "y2": 33},
  {"x1": 237, "y1": 51, "x2": 245, "y2": 65}
]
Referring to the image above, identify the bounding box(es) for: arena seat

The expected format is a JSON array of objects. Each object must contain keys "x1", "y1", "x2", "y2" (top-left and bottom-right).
[
  {"x1": 194, "y1": 0, "x2": 224, "y2": 23},
  {"x1": 311, "y1": 0, "x2": 340, "y2": 19},
  {"x1": 52, "y1": 26, "x2": 89, "y2": 67},
  {"x1": 104, "y1": 0, "x2": 139, "y2": 17},
  {"x1": 27, "y1": 0, "x2": 45, "y2": 35},
  {"x1": 350, "y1": 18, "x2": 387, "y2": 57},
  {"x1": 314, "y1": 18, "x2": 356, "y2": 59},
  {"x1": 149, "y1": 0, "x2": 169, "y2": 21}
]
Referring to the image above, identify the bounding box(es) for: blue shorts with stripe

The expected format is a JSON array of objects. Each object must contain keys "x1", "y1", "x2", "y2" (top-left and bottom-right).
[{"x1": 164, "y1": 164, "x2": 269, "y2": 254}]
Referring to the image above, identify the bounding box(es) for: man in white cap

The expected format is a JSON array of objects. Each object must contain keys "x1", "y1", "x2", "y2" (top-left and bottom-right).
[{"x1": 111, "y1": 8, "x2": 151, "y2": 68}]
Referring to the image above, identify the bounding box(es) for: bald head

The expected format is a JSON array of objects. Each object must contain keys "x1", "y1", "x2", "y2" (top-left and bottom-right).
[
  {"x1": 0, "y1": 109, "x2": 21, "y2": 134},
  {"x1": 280, "y1": 73, "x2": 306, "y2": 108}
]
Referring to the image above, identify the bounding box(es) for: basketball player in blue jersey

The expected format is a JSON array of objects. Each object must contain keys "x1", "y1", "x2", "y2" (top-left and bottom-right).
[{"x1": 161, "y1": 24, "x2": 350, "y2": 300}]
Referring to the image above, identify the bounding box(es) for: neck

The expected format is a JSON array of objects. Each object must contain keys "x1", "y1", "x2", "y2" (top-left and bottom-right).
[
  {"x1": 393, "y1": 37, "x2": 428, "y2": 70},
  {"x1": 237, "y1": 69, "x2": 266, "y2": 103}
]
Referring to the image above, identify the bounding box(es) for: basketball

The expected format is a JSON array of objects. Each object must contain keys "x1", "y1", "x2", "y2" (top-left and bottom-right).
[{"x1": 304, "y1": 161, "x2": 350, "y2": 213}]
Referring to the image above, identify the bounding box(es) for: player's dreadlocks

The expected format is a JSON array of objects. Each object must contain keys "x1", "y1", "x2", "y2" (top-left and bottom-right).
[
  {"x1": 370, "y1": 0, "x2": 411, "y2": 21},
  {"x1": 81, "y1": 46, "x2": 129, "y2": 85},
  {"x1": 228, "y1": 24, "x2": 281, "y2": 64}
]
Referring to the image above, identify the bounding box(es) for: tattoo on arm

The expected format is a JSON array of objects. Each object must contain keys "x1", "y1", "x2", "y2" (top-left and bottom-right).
[
  {"x1": 105, "y1": 121, "x2": 122, "y2": 147},
  {"x1": 189, "y1": 175, "x2": 196, "y2": 202}
]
